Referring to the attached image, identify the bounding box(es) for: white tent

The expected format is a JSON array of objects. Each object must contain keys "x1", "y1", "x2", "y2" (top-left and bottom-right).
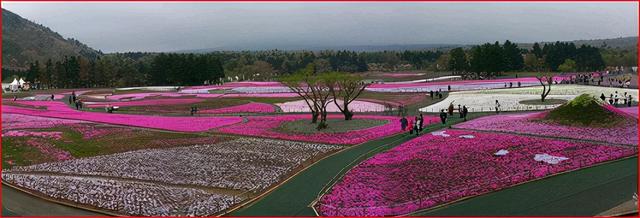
[
  {"x1": 18, "y1": 78, "x2": 26, "y2": 86},
  {"x1": 9, "y1": 78, "x2": 19, "y2": 92}
]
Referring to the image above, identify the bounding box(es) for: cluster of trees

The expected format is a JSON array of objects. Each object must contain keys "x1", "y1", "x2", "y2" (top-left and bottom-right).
[
  {"x1": 219, "y1": 50, "x2": 442, "y2": 80},
  {"x1": 446, "y1": 40, "x2": 607, "y2": 79},
  {"x1": 11, "y1": 53, "x2": 225, "y2": 88},
  {"x1": 282, "y1": 64, "x2": 369, "y2": 130}
]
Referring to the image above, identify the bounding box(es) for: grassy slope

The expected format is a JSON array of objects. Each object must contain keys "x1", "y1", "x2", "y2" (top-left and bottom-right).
[
  {"x1": 229, "y1": 114, "x2": 478, "y2": 216},
  {"x1": 413, "y1": 157, "x2": 637, "y2": 216}
]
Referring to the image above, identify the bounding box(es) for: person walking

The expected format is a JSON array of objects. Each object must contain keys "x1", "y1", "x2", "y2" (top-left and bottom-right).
[
  {"x1": 408, "y1": 119, "x2": 414, "y2": 135},
  {"x1": 462, "y1": 105, "x2": 469, "y2": 121},
  {"x1": 517, "y1": 81, "x2": 521, "y2": 87},
  {"x1": 50, "y1": 94, "x2": 54, "y2": 101},
  {"x1": 600, "y1": 93, "x2": 606, "y2": 102},
  {"x1": 429, "y1": 90, "x2": 434, "y2": 99},
  {"x1": 609, "y1": 94, "x2": 614, "y2": 105},
  {"x1": 414, "y1": 116, "x2": 420, "y2": 136},
  {"x1": 458, "y1": 104, "x2": 463, "y2": 118},
  {"x1": 400, "y1": 116, "x2": 408, "y2": 131},
  {"x1": 447, "y1": 85, "x2": 451, "y2": 92},
  {"x1": 628, "y1": 95, "x2": 633, "y2": 107},
  {"x1": 439, "y1": 109, "x2": 447, "y2": 124},
  {"x1": 418, "y1": 113, "x2": 424, "y2": 132},
  {"x1": 495, "y1": 100, "x2": 501, "y2": 114},
  {"x1": 448, "y1": 103, "x2": 454, "y2": 116}
]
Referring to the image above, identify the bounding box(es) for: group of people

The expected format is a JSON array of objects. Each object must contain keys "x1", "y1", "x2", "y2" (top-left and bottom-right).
[
  {"x1": 503, "y1": 82, "x2": 522, "y2": 88},
  {"x1": 600, "y1": 91, "x2": 634, "y2": 107},
  {"x1": 68, "y1": 91, "x2": 84, "y2": 110},
  {"x1": 429, "y1": 90, "x2": 444, "y2": 99},
  {"x1": 400, "y1": 114, "x2": 426, "y2": 136}
]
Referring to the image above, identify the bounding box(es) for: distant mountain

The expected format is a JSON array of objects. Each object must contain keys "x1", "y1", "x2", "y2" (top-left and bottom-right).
[
  {"x1": 518, "y1": 36, "x2": 637, "y2": 50},
  {"x1": 2, "y1": 9, "x2": 101, "y2": 70},
  {"x1": 174, "y1": 43, "x2": 469, "y2": 53}
]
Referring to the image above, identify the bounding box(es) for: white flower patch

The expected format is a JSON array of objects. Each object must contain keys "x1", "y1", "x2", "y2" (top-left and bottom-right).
[
  {"x1": 459, "y1": 134, "x2": 475, "y2": 139},
  {"x1": 534, "y1": 153, "x2": 569, "y2": 165},
  {"x1": 419, "y1": 85, "x2": 639, "y2": 113},
  {"x1": 494, "y1": 149, "x2": 509, "y2": 156},
  {"x1": 431, "y1": 131, "x2": 450, "y2": 137}
]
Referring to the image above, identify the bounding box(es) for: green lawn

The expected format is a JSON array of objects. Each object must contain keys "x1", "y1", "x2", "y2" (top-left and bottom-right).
[{"x1": 228, "y1": 115, "x2": 478, "y2": 216}]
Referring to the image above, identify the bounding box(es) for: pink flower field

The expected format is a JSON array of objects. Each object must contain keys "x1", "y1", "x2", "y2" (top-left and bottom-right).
[
  {"x1": 317, "y1": 129, "x2": 636, "y2": 216},
  {"x1": 83, "y1": 98, "x2": 205, "y2": 108},
  {"x1": 2, "y1": 113, "x2": 87, "y2": 130},
  {"x1": 216, "y1": 114, "x2": 428, "y2": 145},
  {"x1": 200, "y1": 102, "x2": 275, "y2": 114},
  {"x1": 2, "y1": 130, "x2": 63, "y2": 139},
  {"x1": 4, "y1": 101, "x2": 242, "y2": 132},
  {"x1": 453, "y1": 111, "x2": 638, "y2": 145}
]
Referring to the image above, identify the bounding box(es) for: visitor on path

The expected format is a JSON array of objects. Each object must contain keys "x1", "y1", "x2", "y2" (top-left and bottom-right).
[
  {"x1": 414, "y1": 116, "x2": 420, "y2": 136},
  {"x1": 74, "y1": 100, "x2": 80, "y2": 110},
  {"x1": 190, "y1": 105, "x2": 199, "y2": 116},
  {"x1": 628, "y1": 95, "x2": 633, "y2": 107},
  {"x1": 495, "y1": 100, "x2": 501, "y2": 114},
  {"x1": 509, "y1": 82, "x2": 513, "y2": 88},
  {"x1": 609, "y1": 94, "x2": 614, "y2": 105},
  {"x1": 50, "y1": 94, "x2": 54, "y2": 100},
  {"x1": 68, "y1": 95, "x2": 73, "y2": 104},
  {"x1": 448, "y1": 103, "x2": 454, "y2": 116},
  {"x1": 458, "y1": 104, "x2": 463, "y2": 118},
  {"x1": 400, "y1": 116, "x2": 408, "y2": 131},
  {"x1": 517, "y1": 81, "x2": 521, "y2": 87},
  {"x1": 13, "y1": 96, "x2": 17, "y2": 101},
  {"x1": 600, "y1": 93, "x2": 606, "y2": 102},
  {"x1": 408, "y1": 119, "x2": 414, "y2": 134},
  {"x1": 614, "y1": 91, "x2": 619, "y2": 106},
  {"x1": 447, "y1": 85, "x2": 451, "y2": 92},
  {"x1": 438, "y1": 93, "x2": 443, "y2": 99},
  {"x1": 419, "y1": 113, "x2": 424, "y2": 132},
  {"x1": 439, "y1": 109, "x2": 447, "y2": 124},
  {"x1": 429, "y1": 90, "x2": 434, "y2": 99},
  {"x1": 462, "y1": 105, "x2": 469, "y2": 121}
]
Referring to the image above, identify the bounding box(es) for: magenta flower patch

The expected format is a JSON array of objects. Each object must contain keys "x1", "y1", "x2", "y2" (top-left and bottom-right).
[{"x1": 317, "y1": 129, "x2": 636, "y2": 216}]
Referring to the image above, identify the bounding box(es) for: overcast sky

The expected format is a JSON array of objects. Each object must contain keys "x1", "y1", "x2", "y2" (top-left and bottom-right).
[{"x1": 2, "y1": 2, "x2": 637, "y2": 53}]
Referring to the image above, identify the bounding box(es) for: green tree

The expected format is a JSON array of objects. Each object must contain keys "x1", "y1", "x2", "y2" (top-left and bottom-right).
[{"x1": 557, "y1": 59, "x2": 577, "y2": 72}]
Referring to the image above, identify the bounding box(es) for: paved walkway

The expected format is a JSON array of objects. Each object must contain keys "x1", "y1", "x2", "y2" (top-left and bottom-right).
[{"x1": 2, "y1": 184, "x2": 102, "y2": 216}]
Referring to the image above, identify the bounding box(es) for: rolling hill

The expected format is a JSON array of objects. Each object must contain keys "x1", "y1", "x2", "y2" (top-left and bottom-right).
[{"x1": 2, "y1": 9, "x2": 101, "y2": 70}]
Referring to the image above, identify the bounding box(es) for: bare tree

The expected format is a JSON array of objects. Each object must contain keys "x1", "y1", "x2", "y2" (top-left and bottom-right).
[
  {"x1": 280, "y1": 66, "x2": 332, "y2": 129},
  {"x1": 325, "y1": 72, "x2": 369, "y2": 120},
  {"x1": 536, "y1": 73, "x2": 554, "y2": 102}
]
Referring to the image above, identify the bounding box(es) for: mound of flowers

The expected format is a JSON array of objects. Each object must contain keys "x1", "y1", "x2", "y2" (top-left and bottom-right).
[
  {"x1": 276, "y1": 100, "x2": 386, "y2": 113},
  {"x1": 4, "y1": 101, "x2": 242, "y2": 132},
  {"x1": 216, "y1": 114, "x2": 431, "y2": 145},
  {"x1": 316, "y1": 129, "x2": 636, "y2": 216},
  {"x1": 200, "y1": 102, "x2": 275, "y2": 114},
  {"x1": 454, "y1": 95, "x2": 638, "y2": 145}
]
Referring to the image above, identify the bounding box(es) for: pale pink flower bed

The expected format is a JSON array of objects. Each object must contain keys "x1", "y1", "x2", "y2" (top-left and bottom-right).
[
  {"x1": 84, "y1": 98, "x2": 205, "y2": 108},
  {"x1": 453, "y1": 111, "x2": 638, "y2": 145},
  {"x1": 25, "y1": 138, "x2": 73, "y2": 161},
  {"x1": 106, "y1": 93, "x2": 223, "y2": 101},
  {"x1": 381, "y1": 72, "x2": 425, "y2": 78},
  {"x1": 4, "y1": 101, "x2": 242, "y2": 132},
  {"x1": 276, "y1": 100, "x2": 385, "y2": 113},
  {"x1": 317, "y1": 129, "x2": 636, "y2": 216},
  {"x1": 2, "y1": 113, "x2": 87, "y2": 130},
  {"x1": 200, "y1": 102, "x2": 275, "y2": 114},
  {"x1": 2, "y1": 130, "x2": 63, "y2": 139},
  {"x1": 216, "y1": 114, "x2": 435, "y2": 145}
]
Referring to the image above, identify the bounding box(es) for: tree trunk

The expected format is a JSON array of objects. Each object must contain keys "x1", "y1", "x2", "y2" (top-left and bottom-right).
[
  {"x1": 317, "y1": 111, "x2": 328, "y2": 130},
  {"x1": 343, "y1": 103, "x2": 353, "y2": 120},
  {"x1": 311, "y1": 111, "x2": 318, "y2": 123}
]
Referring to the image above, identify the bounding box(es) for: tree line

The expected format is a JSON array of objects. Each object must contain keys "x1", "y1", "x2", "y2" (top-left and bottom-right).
[
  {"x1": 446, "y1": 40, "x2": 607, "y2": 79},
  {"x1": 5, "y1": 40, "x2": 632, "y2": 89}
]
